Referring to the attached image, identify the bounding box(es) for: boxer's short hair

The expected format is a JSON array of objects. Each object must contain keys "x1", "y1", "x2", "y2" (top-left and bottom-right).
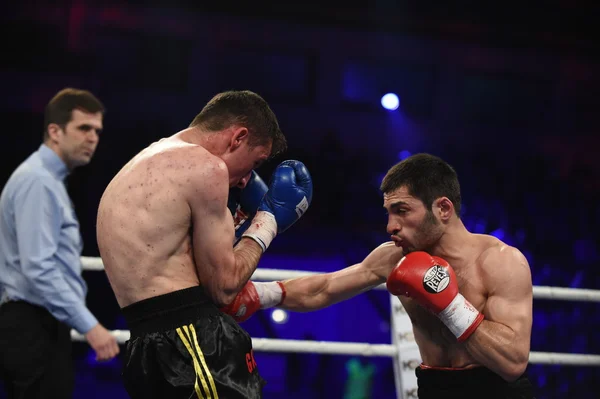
[
  {"x1": 43, "y1": 88, "x2": 105, "y2": 140},
  {"x1": 380, "y1": 153, "x2": 462, "y2": 216},
  {"x1": 190, "y1": 90, "x2": 287, "y2": 158}
]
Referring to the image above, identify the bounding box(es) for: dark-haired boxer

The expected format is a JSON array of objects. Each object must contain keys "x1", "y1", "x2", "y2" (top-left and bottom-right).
[
  {"x1": 97, "y1": 90, "x2": 312, "y2": 399},
  {"x1": 225, "y1": 153, "x2": 536, "y2": 399}
]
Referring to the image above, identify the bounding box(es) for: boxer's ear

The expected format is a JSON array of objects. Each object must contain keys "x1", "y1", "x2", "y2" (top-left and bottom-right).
[
  {"x1": 230, "y1": 126, "x2": 249, "y2": 151},
  {"x1": 434, "y1": 197, "x2": 454, "y2": 222}
]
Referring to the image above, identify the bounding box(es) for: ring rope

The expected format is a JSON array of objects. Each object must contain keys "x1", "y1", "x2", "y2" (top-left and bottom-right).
[
  {"x1": 80, "y1": 257, "x2": 600, "y2": 302},
  {"x1": 77, "y1": 256, "x2": 600, "y2": 366},
  {"x1": 69, "y1": 330, "x2": 600, "y2": 366}
]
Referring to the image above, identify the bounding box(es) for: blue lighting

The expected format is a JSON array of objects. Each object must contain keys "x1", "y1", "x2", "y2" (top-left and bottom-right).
[
  {"x1": 398, "y1": 150, "x2": 411, "y2": 160},
  {"x1": 85, "y1": 349, "x2": 118, "y2": 367},
  {"x1": 381, "y1": 93, "x2": 399, "y2": 110},
  {"x1": 490, "y1": 228, "x2": 505, "y2": 240}
]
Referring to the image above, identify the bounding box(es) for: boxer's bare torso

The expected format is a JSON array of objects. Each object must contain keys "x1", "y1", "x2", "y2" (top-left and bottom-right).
[
  {"x1": 400, "y1": 234, "x2": 526, "y2": 369},
  {"x1": 97, "y1": 135, "x2": 227, "y2": 307},
  {"x1": 280, "y1": 225, "x2": 530, "y2": 376}
]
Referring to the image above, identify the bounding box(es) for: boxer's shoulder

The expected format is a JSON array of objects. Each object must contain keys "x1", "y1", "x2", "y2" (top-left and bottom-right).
[
  {"x1": 475, "y1": 238, "x2": 530, "y2": 286},
  {"x1": 140, "y1": 141, "x2": 226, "y2": 179},
  {"x1": 476, "y1": 236, "x2": 525, "y2": 264},
  {"x1": 185, "y1": 150, "x2": 228, "y2": 186},
  {"x1": 175, "y1": 150, "x2": 229, "y2": 207},
  {"x1": 473, "y1": 234, "x2": 513, "y2": 260}
]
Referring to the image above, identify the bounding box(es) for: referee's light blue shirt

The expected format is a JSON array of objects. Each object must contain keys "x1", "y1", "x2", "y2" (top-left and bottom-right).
[{"x1": 0, "y1": 144, "x2": 98, "y2": 334}]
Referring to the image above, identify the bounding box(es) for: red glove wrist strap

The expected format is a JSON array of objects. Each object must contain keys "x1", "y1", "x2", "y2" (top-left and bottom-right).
[{"x1": 276, "y1": 281, "x2": 286, "y2": 306}]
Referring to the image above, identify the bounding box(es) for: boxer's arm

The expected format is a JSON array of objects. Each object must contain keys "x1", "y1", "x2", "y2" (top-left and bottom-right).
[
  {"x1": 281, "y1": 242, "x2": 402, "y2": 311},
  {"x1": 280, "y1": 264, "x2": 382, "y2": 311},
  {"x1": 462, "y1": 246, "x2": 533, "y2": 382},
  {"x1": 188, "y1": 158, "x2": 263, "y2": 306}
]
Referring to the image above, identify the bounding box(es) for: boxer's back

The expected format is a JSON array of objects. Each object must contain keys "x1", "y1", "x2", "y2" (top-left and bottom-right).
[{"x1": 97, "y1": 136, "x2": 210, "y2": 307}]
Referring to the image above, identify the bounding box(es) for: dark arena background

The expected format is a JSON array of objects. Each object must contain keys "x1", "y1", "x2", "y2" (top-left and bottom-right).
[{"x1": 1, "y1": 1, "x2": 599, "y2": 398}]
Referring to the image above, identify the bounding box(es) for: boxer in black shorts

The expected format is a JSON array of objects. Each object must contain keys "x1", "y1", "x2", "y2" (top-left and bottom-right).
[
  {"x1": 415, "y1": 366, "x2": 536, "y2": 399},
  {"x1": 96, "y1": 91, "x2": 312, "y2": 398},
  {"x1": 121, "y1": 287, "x2": 264, "y2": 398}
]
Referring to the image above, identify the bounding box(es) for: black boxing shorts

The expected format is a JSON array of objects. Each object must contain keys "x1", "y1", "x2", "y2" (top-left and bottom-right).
[
  {"x1": 415, "y1": 365, "x2": 536, "y2": 399},
  {"x1": 121, "y1": 286, "x2": 265, "y2": 399}
]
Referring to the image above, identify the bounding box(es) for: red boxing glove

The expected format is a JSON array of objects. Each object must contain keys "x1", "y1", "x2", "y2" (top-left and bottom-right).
[
  {"x1": 221, "y1": 281, "x2": 286, "y2": 323},
  {"x1": 386, "y1": 252, "x2": 484, "y2": 342}
]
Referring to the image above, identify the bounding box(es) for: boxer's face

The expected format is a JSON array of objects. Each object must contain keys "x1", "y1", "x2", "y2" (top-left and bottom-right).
[
  {"x1": 225, "y1": 135, "x2": 272, "y2": 188},
  {"x1": 48, "y1": 108, "x2": 102, "y2": 170},
  {"x1": 384, "y1": 186, "x2": 444, "y2": 254}
]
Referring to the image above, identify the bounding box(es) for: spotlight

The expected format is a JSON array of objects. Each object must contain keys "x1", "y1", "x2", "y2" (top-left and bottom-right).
[
  {"x1": 271, "y1": 309, "x2": 289, "y2": 324},
  {"x1": 381, "y1": 93, "x2": 399, "y2": 111}
]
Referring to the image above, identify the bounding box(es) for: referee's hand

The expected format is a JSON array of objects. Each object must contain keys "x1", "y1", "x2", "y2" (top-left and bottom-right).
[{"x1": 85, "y1": 323, "x2": 120, "y2": 361}]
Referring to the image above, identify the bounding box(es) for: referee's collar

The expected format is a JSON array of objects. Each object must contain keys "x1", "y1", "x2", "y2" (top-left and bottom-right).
[{"x1": 38, "y1": 143, "x2": 69, "y2": 181}]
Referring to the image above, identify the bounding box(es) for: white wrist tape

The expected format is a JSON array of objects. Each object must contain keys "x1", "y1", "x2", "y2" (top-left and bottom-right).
[
  {"x1": 241, "y1": 211, "x2": 277, "y2": 252},
  {"x1": 438, "y1": 293, "x2": 481, "y2": 340},
  {"x1": 254, "y1": 281, "x2": 284, "y2": 309}
]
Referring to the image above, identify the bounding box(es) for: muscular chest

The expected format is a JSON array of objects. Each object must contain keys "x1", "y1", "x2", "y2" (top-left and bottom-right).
[{"x1": 401, "y1": 261, "x2": 487, "y2": 339}]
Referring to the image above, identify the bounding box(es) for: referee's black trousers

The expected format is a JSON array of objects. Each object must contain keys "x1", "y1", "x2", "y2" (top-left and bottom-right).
[{"x1": 0, "y1": 300, "x2": 74, "y2": 399}]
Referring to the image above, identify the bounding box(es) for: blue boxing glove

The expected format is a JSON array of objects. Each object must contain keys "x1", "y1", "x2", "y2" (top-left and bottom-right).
[
  {"x1": 242, "y1": 160, "x2": 313, "y2": 252},
  {"x1": 260, "y1": 160, "x2": 313, "y2": 233},
  {"x1": 227, "y1": 171, "x2": 268, "y2": 243}
]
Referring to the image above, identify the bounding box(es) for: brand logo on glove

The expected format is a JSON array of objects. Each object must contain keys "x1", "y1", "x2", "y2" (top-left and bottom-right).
[
  {"x1": 295, "y1": 196, "x2": 309, "y2": 217},
  {"x1": 422, "y1": 265, "x2": 450, "y2": 294}
]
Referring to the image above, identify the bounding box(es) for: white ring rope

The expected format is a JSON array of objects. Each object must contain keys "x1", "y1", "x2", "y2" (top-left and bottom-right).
[
  {"x1": 69, "y1": 330, "x2": 600, "y2": 366},
  {"x1": 77, "y1": 256, "x2": 600, "y2": 366},
  {"x1": 81, "y1": 256, "x2": 600, "y2": 302}
]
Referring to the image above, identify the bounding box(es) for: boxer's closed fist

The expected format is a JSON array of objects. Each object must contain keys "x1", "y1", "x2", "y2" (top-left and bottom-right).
[
  {"x1": 259, "y1": 160, "x2": 313, "y2": 233},
  {"x1": 241, "y1": 160, "x2": 313, "y2": 252},
  {"x1": 387, "y1": 252, "x2": 484, "y2": 342}
]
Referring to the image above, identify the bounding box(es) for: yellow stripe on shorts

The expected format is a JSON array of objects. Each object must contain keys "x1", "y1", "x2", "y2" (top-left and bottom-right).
[
  {"x1": 176, "y1": 327, "x2": 210, "y2": 398},
  {"x1": 188, "y1": 324, "x2": 219, "y2": 398}
]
